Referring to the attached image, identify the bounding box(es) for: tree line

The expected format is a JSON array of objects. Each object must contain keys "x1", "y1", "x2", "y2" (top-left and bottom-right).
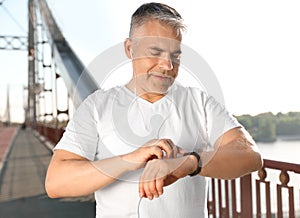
[{"x1": 235, "y1": 112, "x2": 300, "y2": 142}]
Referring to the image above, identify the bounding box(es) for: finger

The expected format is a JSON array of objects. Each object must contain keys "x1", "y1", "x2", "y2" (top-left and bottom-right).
[
  {"x1": 153, "y1": 162, "x2": 169, "y2": 197},
  {"x1": 155, "y1": 178, "x2": 164, "y2": 197},
  {"x1": 140, "y1": 170, "x2": 157, "y2": 200},
  {"x1": 148, "y1": 139, "x2": 172, "y2": 158},
  {"x1": 139, "y1": 169, "x2": 146, "y2": 198},
  {"x1": 155, "y1": 169, "x2": 167, "y2": 196},
  {"x1": 164, "y1": 139, "x2": 174, "y2": 158},
  {"x1": 156, "y1": 139, "x2": 173, "y2": 158},
  {"x1": 150, "y1": 146, "x2": 164, "y2": 159},
  {"x1": 166, "y1": 139, "x2": 177, "y2": 158},
  {"x1": 177, "y1": 146, "x2": 186, "y2": 155},
  {"x1": 144, "y1": 180, "x2": 158, "y2": 200},
  {"x1": 139, "y1": 161, "x2": 158, "y2": 199},
  {"x1": 139, "y1": 185, "x2": 145, "y2": 198}
]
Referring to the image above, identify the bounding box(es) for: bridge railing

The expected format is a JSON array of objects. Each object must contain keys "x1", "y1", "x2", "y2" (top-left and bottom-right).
[
  {"x1": 207, "y1": 159, "x2": 300, "y2": 218},
  {"x1": 36, "y1": 123, "x2": 64, "y2": 145}
]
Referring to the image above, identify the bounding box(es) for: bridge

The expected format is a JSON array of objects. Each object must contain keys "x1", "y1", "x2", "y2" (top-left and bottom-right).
[{"x1": 1, "y1": 0, "x2": 300, "y2": 217}]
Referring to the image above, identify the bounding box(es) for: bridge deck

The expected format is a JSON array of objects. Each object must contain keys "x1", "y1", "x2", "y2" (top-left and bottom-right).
[{"x1": 0, "y1": 127, "x2": 95, "y2": 218}]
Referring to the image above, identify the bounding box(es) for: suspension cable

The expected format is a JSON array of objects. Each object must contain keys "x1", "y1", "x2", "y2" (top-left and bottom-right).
[{"x1": 0, "y1": 3, "x2": 27, "y2": 33}]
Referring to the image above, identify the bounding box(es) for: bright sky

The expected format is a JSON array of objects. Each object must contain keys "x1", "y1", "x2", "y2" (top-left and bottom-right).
[{"x1": 1, "y1": 0, "x2": 300, "y2": 122}]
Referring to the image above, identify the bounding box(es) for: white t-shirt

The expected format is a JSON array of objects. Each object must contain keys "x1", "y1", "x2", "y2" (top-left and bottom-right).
[{"x1": 55, "y1": 83, "x2": 240, "y2": 218}]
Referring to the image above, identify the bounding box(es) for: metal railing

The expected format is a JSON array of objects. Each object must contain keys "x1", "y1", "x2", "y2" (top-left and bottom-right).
[
  {"x1": 207, "y1": 159, "x2": 300, "y2": 218},
  {"x1": 207, "y1": 173, "x2": 254, "y2": 217},
  {"x1": 255, "y1": 159, "x2": 300, "y2": 218},
  {"x1": 36, "y1": 123, "x2": 64, "y2": 145}
]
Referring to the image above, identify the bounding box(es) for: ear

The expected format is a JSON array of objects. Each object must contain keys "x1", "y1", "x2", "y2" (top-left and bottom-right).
[{"x1": 124, "y1": 38, "x2": 132, "y2": 59}]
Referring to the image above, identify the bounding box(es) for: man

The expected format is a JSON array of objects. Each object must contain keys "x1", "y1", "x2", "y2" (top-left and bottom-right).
[{"x1": 45, "y1": 3, "x2": 262, "y2": 217}]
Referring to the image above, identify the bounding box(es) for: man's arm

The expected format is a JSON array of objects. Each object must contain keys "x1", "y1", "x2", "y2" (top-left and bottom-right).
[
  {"x1": 45, "y1": 139, "x2": 178, "y2": 198},
  {"x1": 200, "y1": 126, "x2": 263, "y2": 179},
  {"x1": 138, "y1": 127, "x2": 263, "y2": 199},
  {"x1": 45, "y1": 150, "x2": 131, "y2": 198}
]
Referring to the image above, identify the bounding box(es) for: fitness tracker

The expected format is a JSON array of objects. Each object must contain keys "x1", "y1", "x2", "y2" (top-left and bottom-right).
[{"x1": 183, "y1": 151, "x2": 202, "y2": 176}]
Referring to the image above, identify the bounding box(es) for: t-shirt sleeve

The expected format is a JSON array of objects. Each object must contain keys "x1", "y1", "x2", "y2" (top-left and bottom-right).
[
  {"x1": 54, "y1": 92, "x2": 99, "y2": 161},
  {"x1": 203, "y1": 94, "x2": 241, "y2": 147}
]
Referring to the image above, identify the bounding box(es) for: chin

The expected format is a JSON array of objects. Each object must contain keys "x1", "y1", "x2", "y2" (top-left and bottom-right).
[{"x1": 153, "y1": 84, "x2": 172, "y2": 94}]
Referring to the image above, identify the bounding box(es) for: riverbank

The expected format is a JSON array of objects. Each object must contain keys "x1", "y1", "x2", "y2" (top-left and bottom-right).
[{"x1": 277, "y1": 134, "x2": 300, "y2": 141}]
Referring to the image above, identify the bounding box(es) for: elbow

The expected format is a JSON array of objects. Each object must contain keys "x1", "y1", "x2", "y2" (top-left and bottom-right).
[
  {"x1": 46, "y1": 190, "x2": 59, "y2": 199},
  {"x1": 45, "y1": 182, "x2": 58, "y2": 199},
  {"x1": 238, "y1": 151, "x2": 263, "y2": 179},
  {"x1": 225, "y1": 151, "x2": 263, "y2": 180},
  {"x1": 251, "y1": 151, "x2": 263, "y2": 172},
  {"x1": 45, "y1": 176, "x2": 62, "y2": 199}
]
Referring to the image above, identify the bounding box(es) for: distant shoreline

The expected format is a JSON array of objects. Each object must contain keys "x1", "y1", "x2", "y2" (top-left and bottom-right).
[
  {"x1": 277, "y1": 134, "x2": 300, "y2": 141},
  {"x1": 257, "y1": 134, "x2": 300, "y2": 143}
]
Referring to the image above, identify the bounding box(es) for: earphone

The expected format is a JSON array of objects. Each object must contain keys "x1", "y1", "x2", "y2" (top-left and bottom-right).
[{"x1": 130, "y1": 49, "x2": 133, "y2": 59}]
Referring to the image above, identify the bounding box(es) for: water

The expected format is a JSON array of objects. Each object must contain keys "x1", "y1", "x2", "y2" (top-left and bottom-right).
[
  {"x1": 258, "y1": 139, "x2": 300, "y2": 164},
  {"x1": 255, "y1": 140, "x2": 300, "y2": 216}
]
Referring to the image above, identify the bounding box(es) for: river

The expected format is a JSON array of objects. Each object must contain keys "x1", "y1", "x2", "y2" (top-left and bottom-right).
[
  {"x1": 257, "y1": 139, "x2": 300, "y2": 164},
  {"x1": 254, "y1": 140, "x2": 300, "y2": 215}
]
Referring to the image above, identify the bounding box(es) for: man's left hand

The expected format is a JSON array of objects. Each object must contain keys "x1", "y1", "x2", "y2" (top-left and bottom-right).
[{"x1": 138, "y1": 155, "x2": 198, "y2": 200}]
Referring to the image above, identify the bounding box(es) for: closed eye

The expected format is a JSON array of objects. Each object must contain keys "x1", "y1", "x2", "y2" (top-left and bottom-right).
[
  {"x1": 149, "y1": 47, "x2": 164, "y2": 57},
  {"x1": 150, "y1": 51, "x2": 162, "y2": 56}
]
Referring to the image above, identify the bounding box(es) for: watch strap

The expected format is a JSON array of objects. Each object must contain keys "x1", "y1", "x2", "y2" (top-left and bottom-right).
[{"x1": 183, "y1": 151, "x2": 202, "y2": 176}]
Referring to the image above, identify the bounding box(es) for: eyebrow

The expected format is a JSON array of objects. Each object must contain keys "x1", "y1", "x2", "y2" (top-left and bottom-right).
[{"x1": 149, "y1": 46, "x2": 182, "y2": 55}]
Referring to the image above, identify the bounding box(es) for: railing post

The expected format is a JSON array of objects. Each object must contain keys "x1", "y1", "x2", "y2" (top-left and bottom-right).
[{"x1": 240, "y1": 174, "x2": 253, "y2": 218}]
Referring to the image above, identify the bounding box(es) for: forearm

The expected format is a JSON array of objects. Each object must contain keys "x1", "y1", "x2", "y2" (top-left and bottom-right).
[
  {"x1": 45, "y1": 138, "x2": 174, "y2": 198},
  {"x1": 45, "y1": 153, "x2": 135, "y2": 198},
  {"x1": 200, "y1": 138, "x2": 262, "y2": 180}
]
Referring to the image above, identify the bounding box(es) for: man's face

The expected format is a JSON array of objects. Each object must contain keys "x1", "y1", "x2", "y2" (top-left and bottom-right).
[{"x1": 128, "y1": 20, "x2": 182, "y2": 94}]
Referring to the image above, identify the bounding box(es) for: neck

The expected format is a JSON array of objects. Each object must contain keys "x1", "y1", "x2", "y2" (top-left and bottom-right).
[
  {"x1": 126, "y1": 80, "x2": 166, "y2": 103},
  {"x1": 141, "y1": 92, "x2": 165, "y2": 103}
]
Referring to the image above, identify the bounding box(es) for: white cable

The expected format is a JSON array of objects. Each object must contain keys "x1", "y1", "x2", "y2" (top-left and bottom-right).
[{"x1": 137, "y1": 197, "x2": 143, "y2": 218}]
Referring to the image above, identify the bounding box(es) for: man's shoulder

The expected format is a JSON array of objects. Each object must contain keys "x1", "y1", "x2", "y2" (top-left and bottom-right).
[
  {"x1": 76, "y1": 86, "x2": 124, "y2": 109},
  {"x1": 88, "y1": 86, "x2": 124, "y2": 99},
  {"x1": 92, "y1": 86, "x2": 123, "y2": 95}
]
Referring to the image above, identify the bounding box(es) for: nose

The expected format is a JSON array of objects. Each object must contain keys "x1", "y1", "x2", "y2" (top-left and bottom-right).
[{"x1": 158, "y1": 56, "x2": 173, "y2": 71}]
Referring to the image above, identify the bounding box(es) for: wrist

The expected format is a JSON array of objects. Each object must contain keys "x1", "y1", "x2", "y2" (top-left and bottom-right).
[
  {"x1": 184, "y1": 152, "x2": 202, "y2": 176},
  {"x1": 186, "y1": 155, "x2": 198, "y2": 174},
  {"x1": 119, "y1": 154, "x2": 142, "y2": 171}
]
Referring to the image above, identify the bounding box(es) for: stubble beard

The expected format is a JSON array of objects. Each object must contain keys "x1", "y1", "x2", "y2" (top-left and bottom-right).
[{"x1": 145, "y1": 73, "x2": 174, "y2": 94}]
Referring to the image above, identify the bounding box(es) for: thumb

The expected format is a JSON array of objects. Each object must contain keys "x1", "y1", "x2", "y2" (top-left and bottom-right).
[{"x1": 176, "y1": 146, "x2": 186, "y2": 155}]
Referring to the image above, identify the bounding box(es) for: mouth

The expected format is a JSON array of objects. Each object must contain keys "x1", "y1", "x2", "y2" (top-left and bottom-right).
[{"x1": 148, "y1": 73, "x2": 173, "y2": 81}]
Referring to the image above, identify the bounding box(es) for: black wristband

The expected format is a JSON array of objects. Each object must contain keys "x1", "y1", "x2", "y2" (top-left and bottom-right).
[{"x1": 183, "y1": 151, "x2": 202, "y2": 176}]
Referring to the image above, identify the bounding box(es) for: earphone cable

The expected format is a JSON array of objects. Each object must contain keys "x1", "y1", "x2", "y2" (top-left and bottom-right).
[{"x1": 137, "y1": 197, "x2": 143, "y2": 218}]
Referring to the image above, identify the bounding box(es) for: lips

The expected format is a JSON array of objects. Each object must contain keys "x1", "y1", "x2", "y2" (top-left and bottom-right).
[
  {"x1": 153, "y1": 75, "x2": 170, "y2": 80},
  {"x1": 148, "y1": 72, "x2": 173, "y2": 80}
]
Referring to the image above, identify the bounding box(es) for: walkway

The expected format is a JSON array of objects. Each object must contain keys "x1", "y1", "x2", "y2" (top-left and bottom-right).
[{"x1": 0, "y1": 127, "x2": 95, "y2": 218}]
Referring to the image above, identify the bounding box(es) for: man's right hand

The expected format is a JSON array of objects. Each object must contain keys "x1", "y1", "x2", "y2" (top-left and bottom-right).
[
  {"x1": 120, "y1": 139, "x2": 178, "y2": 171},
  {"x1": 46, "y1": 138, "x2": 180, "y2": 198}
]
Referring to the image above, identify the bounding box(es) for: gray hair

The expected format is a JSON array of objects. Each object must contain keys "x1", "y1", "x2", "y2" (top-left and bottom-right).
[{"x1": 129, "y1": 2, "x2": 186, "y2": 37}]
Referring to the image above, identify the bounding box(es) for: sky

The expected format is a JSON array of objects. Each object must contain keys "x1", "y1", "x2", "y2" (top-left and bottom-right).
[
  {"x1": 1, "y1": 0, "x2": 300, "y2": 122},
  {"x1": 0, "y1": 0, "x2": 28, "y2": 123}
]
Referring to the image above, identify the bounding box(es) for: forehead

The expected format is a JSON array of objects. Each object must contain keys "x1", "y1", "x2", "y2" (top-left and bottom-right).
[{"x1": 131, "y1": 36, "x2": 181, "y2": 52}]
